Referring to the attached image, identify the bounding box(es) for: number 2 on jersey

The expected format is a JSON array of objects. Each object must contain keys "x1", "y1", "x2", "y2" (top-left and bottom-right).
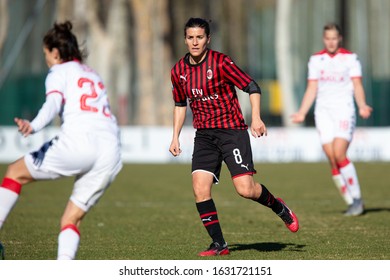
[
  {"x1": 78, "y1": 77, "x2": 111, "y2": 117},
  {"x1": 78, "y1": 78, "x2": 99, "y2": 112}
]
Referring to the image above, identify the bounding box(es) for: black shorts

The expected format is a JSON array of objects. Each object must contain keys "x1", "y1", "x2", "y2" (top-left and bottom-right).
[{"x1": 192, "y1": 129, "x2": 257, "y2": 183}]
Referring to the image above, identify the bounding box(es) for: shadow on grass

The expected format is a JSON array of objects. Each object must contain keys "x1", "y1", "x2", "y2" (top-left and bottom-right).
[
  {"x1": 364, "y1": 207, "x2": 390, "y2": 214},
  {"x1": 229, "y1": 242, "x2": 306, "y2": 253},
  {"x1": 337, "y1": 207, "x2": 390, "y2": 216}
]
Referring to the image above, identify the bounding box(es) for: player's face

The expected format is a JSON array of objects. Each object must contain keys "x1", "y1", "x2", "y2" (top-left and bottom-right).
[
  {"x1": 323, "y1": 29, "x2": 342, "y2": 54},
  {"x1": 185, "y1": 27, "x2": 210, "y2": 61},
  {"x1": 43, "y1": 46, "x2": 61, "y2": 68}
]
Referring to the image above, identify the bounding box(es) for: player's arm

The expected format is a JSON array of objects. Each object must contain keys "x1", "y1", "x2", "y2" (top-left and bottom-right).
[
  {"x1": 15, "y1": 93, "x2": 63, "y2": 137},
  {"x1": 169, "y1": 105, "x2": 187, "y2": 156},
  {"x1": 352, "y1": 77, "x2": 372, "y2": 119},
  {"x1": 241, "y1": 78, "x2": 266, "y2": 138},
  {"x1": 249, "y1": 92, "x2": 267, "y2": 138},
  {"x1": 291, "y1": 80, "x2": 318, "y2": 123}
]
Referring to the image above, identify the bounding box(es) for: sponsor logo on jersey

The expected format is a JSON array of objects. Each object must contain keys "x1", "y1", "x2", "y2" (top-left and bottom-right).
[
  {"x1": 191, "y1": 88, "x2": 203, "y2": 97},
  {"x1": 319, "y1": 70, "x2": 345, "y2": 82},
  {"x1": 189, "y1": 88, "x2": 218, "y2": 103}
]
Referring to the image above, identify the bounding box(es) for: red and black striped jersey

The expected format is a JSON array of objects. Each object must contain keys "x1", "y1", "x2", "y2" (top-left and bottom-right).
[{"x1": 171, "y1": 49, "x2": 256, "y2": 130}]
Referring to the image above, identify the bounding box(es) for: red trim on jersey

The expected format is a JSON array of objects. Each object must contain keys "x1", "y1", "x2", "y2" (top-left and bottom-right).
[
  {"x1": 61, "y1": 224, "x2": 80, "y2": 236},
  {"x1": 314, "y1": 48, "x2": 353, "y2": 57},
  {"x1": 337, "y1": 158, "x2": 351, "y2": 169},
  {"x1": 46, "y1": 90, "x2": 64, "y2": 98},
  {"x1": 46, "y1": 90, "x2": 65, "y2": 104},
  {"x1": 331, "y1": 168, "x2": 340, "y2": 175},
  {"x1": 200, "y1": 212, "x2": 217, "y2": 219},
  {"x1": 204, "y1": 220, "x2": 219, "y2": 227},
  {"x1": 1, "y1": 178, "x2": 22, "y2": 194}
]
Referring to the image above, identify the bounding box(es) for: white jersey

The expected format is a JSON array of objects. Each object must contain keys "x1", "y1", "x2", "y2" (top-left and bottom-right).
[
  {"x1": 31, "y1": 61, "x2": 118, "y2": 136},
  {"x1": 308, "y1": 48, "x2": 362, "y2": 109},
  {"x1": 25, "y1": 61, "x2": 122, "y2": 212}
]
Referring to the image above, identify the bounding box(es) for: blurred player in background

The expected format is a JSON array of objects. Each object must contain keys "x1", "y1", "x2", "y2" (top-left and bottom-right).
[
  {"x1": 0, "y1": 21, "x2": 122, "y2": 259},
  {"x1": 291, "y1": 23, "x2": 372, "y2": 216},
  {"x1": 169, "y1": 17, "x2": 299, "y2": 257}
]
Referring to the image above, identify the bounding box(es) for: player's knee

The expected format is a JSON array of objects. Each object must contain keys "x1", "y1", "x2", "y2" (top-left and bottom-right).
[
  {"x1": 5, "y1": 160, "x2": 33, "y2": 185},
  {"x1": 193, "y1": 186, "x2": 211, "y2": 202},
  {"x1": 235, "y1": 184, "x2": 256, "y2": 199},
  {"x1": 233, "y1": 176, "x2": 258, "y2": 199},
  {"x1": 5, "y1": 162, "x2": 19, "y2": 179},
  {"x1": 334, "y1": 154, "x2": 347, "y2": 165}
]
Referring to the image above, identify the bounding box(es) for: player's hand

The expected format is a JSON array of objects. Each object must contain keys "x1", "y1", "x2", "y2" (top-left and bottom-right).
[
  {"x1": 14, "y1": 118, "x2": 33, "y2": 137},
  {"x1": 251, "y1": 117, "x2": 267, "y2": 138},
  {"x1": 169, "y1": 139, "x2": 182, "y2": 157},
  {"x1": 290, "y1": 112, "x2": 305, "y2": 123},
  {"x1": 359, "y1": 104, "x2": 373, "y2": 119}
]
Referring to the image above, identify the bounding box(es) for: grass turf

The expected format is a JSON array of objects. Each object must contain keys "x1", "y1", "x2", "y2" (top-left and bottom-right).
[{"x1": 0, "y1": 162, "x2": 389, "y2": 260}]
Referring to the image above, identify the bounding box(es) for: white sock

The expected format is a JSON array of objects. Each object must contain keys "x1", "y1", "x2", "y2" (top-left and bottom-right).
[
  {"x1": 332, "y1": 172, "x2": 353, "y2": 205},
  {"x1": 339, "y1": 159, "x2": 362, "y2": 200},
  {"x1": 0, "y1": 184, "x2": 21, "y2": 229},
  {"x1": 57, "y1": 225, "x2": 80, "y2": 260}
]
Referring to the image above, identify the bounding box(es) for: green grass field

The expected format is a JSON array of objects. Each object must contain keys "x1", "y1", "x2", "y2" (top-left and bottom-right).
[{"x1": 0, "y1": 162, "x2": 389, "y2": 260}]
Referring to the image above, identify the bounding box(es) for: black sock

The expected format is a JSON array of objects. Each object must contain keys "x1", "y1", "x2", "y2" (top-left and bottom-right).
[
  {"x1": 196, "y1": 199, "x2": 225, "y2": 245},
  {"x1": 254, "y1": 184, "x2": 283, "y2": 214}
]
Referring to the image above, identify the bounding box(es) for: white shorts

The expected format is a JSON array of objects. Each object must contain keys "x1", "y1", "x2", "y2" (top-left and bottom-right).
[
  {"x1": 314, "y1": 104, "x2": 356, "y2": 144},
  {"x1": 24, "y1": 130, "x2": 122, "y2": 212}
]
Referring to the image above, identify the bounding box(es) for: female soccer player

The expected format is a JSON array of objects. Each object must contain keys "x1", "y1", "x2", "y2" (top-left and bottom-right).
[
  {"x1": 169, "y1": 18, "x2": 299, "y2": 257},
  {"x1": 291, "y1": 23, "x2": 372, "y2": 216},
  {"x1": 0, "y1": 21, "x2": 122, "y2": 259}
]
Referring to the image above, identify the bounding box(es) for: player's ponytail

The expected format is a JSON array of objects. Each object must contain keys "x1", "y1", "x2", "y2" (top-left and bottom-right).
[{"x1": 43, "y1": 21, "x2": 86, "y2": 63}]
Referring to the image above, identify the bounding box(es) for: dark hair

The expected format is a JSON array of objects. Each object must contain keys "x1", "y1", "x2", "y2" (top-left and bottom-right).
[
  {"x1": 43, "y1": 21, "x2": 85, "y2": 62},
  {"x1": 184, "y1": 18, "x2": 211, "y2": 37},
  {"x1": 323, "y1": 23, "x2": 342, "y2": 36}
]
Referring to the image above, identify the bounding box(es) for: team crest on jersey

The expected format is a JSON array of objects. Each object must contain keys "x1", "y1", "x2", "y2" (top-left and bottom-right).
[{"x1": 206, "y1": 69, "x2": 213, "y2": 80}]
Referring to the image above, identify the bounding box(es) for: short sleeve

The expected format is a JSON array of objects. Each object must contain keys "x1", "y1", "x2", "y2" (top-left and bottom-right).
[
  {"x1": 307, "y1": 56, "x2": 319, "y2": 80},
  {"x1": 349, "y1": 54, "x2": 362, "y2": 78},
  {"x1": 45, "y1": 67, "x2": 66, "y2": 96},
  {"x1": 171, "y1": 67, "x2": 187, "y2": 107}
]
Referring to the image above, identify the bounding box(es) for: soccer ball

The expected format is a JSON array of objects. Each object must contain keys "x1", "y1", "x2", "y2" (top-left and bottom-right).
[{"x1": 0, "y1": 242, "x2": 4, "y2": 260}]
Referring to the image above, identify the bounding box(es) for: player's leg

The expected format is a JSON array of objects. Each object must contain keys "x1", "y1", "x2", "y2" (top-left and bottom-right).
[
  {"x1": 57, "y1": 134, "x2": 122, "y2": 260},
  {"x1": 232, "y1": 175, "x2": 299, "y2": 232},
  {"x1": 332, "y1": 107, "x2": 363, "y2": 215},
  {"x1": 193, "y1": 171, "x2": 228, "y2": 256},
  {"x1": 316, "y1": 107, "x2": 353, "y2": 206},
  {"x1": 57, "y1": 201, "x2": 86, "y2": 260},
  {"x1": 322, "y1": 142, "x2": 353, "y2": 205},
  {"x1": 192, "y1": 130, "x2": 228, "y2": 256},
  {"x1": 333, "y1": 138, "x2": 364, "y2": 216},
  {"x1": 223, "y1": 130, "x2": 298, "y2": 232},
  {"x1": 0, "y1": 157, "x2": 35, "y2": 229}
]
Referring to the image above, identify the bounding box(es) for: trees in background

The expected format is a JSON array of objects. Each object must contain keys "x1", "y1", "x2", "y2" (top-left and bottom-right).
[{"x1": 0, "y1": 0, "x2": 389, "y2": 126}]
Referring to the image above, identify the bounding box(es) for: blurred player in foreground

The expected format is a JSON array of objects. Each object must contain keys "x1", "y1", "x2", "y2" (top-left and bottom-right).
[
  {"x1": 169, "y1": 18, "x2": 299, "y2": 257},
  {"x1": 0, "y1": 21, "x2": 122, "y2": 259},
  {"x1": 291, "y1": 23, "x2": 372, "y2": 216}
]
